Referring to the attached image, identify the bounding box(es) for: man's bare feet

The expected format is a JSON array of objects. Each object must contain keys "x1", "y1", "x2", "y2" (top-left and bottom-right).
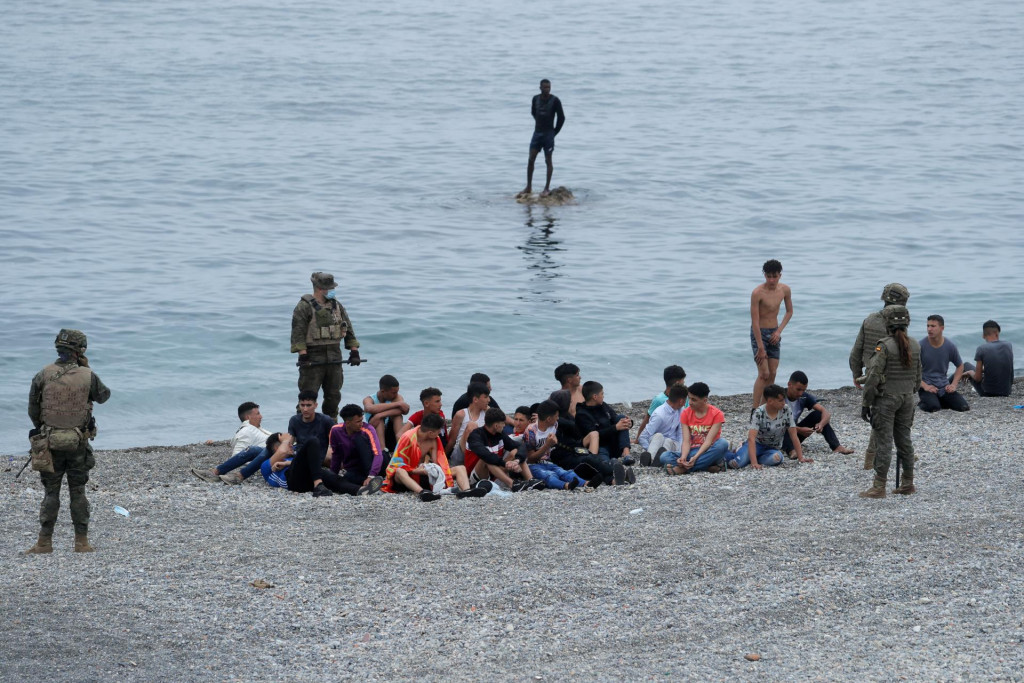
[
  {"x1": 834, "y1": 445, "x2": 855, "y2": 455},
  {"x1": 540, "y1": 189, "x2": 551, "y2": 197},
  {"x1": 519, "y1": 187, "x2": 532, "y2": 196}
]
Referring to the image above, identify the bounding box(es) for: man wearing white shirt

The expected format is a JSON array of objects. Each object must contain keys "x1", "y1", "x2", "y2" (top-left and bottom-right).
[
  {"x1": 638, "y1": 385, "x2": 687, "y2": 466},
  {"x1": 191, "y1": 402, "x2": 272, "y2": 484}
]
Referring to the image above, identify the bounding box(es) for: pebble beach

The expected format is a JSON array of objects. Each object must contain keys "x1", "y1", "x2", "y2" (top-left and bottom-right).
[{"x1": 2, "y1": 382, "x2": 1022, "y2": 681}]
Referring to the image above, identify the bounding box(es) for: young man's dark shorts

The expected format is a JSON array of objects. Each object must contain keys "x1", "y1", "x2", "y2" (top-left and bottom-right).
[
  {"x1": 750, "y1": 327, "x2": 781, "y2": 360},
  {"x1": 530, "y1": 131, "x2": 555, "y2": 154}
]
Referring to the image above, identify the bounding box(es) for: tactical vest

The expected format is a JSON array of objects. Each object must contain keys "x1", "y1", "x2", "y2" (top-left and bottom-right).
[
  {"x1": 879, "y1": 337, "x2": 921, "y2": 394},
  {"x1": 39, "y1": 362, "x2": 93, "y2": 429},
  {"x1": 859, "y1": 311, "x2": 889, "y2": 366},
  {"x1": 301, "y1": 294, "x2": 347, "y2": 348}
]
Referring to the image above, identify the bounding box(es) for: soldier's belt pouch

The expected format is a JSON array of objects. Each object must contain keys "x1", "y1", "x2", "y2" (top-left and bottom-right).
[
  {"x1": 48, "y1": 427, "x2": 84, "y2": 452},
  {"x1": 29, "y1": 431, "x2": 55, "y2": 473}
]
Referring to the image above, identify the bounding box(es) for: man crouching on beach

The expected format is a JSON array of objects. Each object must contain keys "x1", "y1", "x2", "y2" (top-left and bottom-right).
[{"x1": 382, "y1": 414, "x2": 488, "y2": 502}]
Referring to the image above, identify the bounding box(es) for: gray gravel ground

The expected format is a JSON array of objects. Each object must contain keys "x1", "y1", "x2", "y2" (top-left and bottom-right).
[{"x1": 2, "y1": 382, "x2": 1022, "y2": 681}]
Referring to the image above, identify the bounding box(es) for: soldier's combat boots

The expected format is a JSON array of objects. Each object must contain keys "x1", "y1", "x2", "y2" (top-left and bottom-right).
[
  {"x1": 892, "y1": 477, "x2": 916, "y2": 495},
  {"x1": 863, "y1": 451, "x2": 874, "y2": 470},
  {"x1": 74, "y1": 533, "x2": 94, "y2": 553},
  {"x1": 26, "y1": 533, "x2": 53, "y2": 554},
  {"x1": 858, "y1": 476, "x2": 887, "y2": 499}
]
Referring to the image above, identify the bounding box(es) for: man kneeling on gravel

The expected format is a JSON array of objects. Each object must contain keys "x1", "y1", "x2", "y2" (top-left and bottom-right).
[
  {"x1": 261, "y1": 432, "x2": 383, "y2": 497},
  {"x1": 382, "y1": 413, "x2": 489, "y2": 501}
]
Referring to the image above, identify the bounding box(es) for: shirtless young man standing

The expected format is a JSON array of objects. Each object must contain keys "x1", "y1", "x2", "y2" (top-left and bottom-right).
[{"x1": 750, "y1": 259, "x2": 793, "y2": 411}]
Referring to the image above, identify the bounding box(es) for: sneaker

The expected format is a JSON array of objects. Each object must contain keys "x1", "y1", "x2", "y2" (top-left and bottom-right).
[
  {"x1": 455, "y1": 485, "x2": 488, "y2": 499},
  {"x1": 655, "y1": 446, "x2": 667, "y2": 459},
  {"x1": 419, "y1": 490, "x2": 442, "y2": 502},
  {"x1": 312, "y1": 483, "x2": 334, "y2": 497},
  {"x1": 191, "y1": 467, "x2": 221, "y2": 484},
  {"x1": 586, "y1": 476, "x2": 603, "y2": 489},
  {"x1": 621, "y1": 455, "x2": 636, "y2": 467},
  {"x1": 566, "y1": 479, "x2": 580, "y2": 491},
  {"x1": 612, "y1": 461, "x2": 626, "y2": 486},
  {"x1": 573, "y1": 463, "x2": 599, "y2": 480},
  {"x1": 526, "y1": 479, "x2": 546, "y2": 491},
  {"x1": 639, "y1": 451, "x2": 653, "y2": 467},
  {"x1": 474, "y1": 480, "x2": 494, "y2": 494},
  {"x1": 625, "y1": 466, "x2": 636, "y2": 485},
  {"x1": 219, "y1": 471, "x2": 244, "y2": 485},
  {"x1": 358, "y1": 476, "x2": 384, "y2": 496},
  {"x1": 511, "y1": 480, "x2": 531, "y2": 493}
]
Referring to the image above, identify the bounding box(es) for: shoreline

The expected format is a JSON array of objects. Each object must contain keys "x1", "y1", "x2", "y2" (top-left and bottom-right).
[{"x1": 3, "y1": 382, "x2": 1022, "y2": 680}]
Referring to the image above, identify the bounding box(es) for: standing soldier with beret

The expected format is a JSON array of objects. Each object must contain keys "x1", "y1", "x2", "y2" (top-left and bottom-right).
[
  {"x1": 850, "y1": 282, "x2": 910, "y2": 470},
  {"x1": 859, "y1": 305, "x2": 921, "y2": 499},
  {"x1": 26, "y1": 329, "x2": 111, "y2": 554},
  {"x1": 291, "y1": 272, "x2": 360, "y2": 420}
]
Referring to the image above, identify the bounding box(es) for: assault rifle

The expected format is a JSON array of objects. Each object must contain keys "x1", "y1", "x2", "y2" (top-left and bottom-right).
[{"x1": 296, "y1": 358, "x2": 367, "y2": 367}]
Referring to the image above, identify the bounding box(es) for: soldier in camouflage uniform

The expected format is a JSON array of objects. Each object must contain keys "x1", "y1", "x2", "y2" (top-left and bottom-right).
[
  {"x1": 849, "y1": 283, "x2": 910, "y2": 470},
  {"x1": 859, "y1": 306, "x2": 921, "y2": 499},
  {"x1": 291, "y1": 272, "x2": 360, "y2": 420},
  {"x1": 26, "y1": 329, "x2": 111, "y2": 554}
]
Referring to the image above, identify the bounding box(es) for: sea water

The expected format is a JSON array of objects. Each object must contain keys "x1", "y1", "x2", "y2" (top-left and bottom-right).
[{"x1": 1, "y1": 0, "x2": 1021, "y2": 449}]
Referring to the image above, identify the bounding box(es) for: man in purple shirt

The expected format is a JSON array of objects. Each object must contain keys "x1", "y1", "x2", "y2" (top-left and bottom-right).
[{"x1": 329, "y1": 404, "x2": 385, "y2": 489}]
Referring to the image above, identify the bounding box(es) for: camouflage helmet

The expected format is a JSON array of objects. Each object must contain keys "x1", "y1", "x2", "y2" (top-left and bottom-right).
[
  {"x1": 310, "y1": 272, "x2": 338, "y2": 290},
  {"x1": 881, "y1": 305, "x2": 910, "y2": 331},
  {"x1": 54, "y1": 329, "x2": 87, "y2": 353},
  {"x1": 880, "y1": 282, "x2": 910, "y2": 305}
]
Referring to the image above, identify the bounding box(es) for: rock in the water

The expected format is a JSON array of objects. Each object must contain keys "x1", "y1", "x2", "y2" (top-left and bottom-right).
[{"x1": 515, "y1": 186, "x2": 575, "y2": 206}]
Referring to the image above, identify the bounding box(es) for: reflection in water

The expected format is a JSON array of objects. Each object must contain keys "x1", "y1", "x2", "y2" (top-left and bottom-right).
[{"x1": 518, "y1": 204, "x2": 565, "y2": 303}]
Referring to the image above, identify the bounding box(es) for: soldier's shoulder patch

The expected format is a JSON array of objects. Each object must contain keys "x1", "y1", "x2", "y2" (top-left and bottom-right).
[{"x1": 875, "y1": 345, "x2": 883, "y2": 352}]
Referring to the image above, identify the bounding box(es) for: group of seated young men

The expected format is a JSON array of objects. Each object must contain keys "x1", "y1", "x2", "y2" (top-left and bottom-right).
[{"x1": 189, "y1": 360, "x2": 877, "y2": 500}]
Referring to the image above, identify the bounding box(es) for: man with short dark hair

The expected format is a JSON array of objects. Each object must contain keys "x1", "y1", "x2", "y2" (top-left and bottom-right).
[
  {"x1": 467, "y1": 408, "x2": 542, "y2": 491},
  {"x1": 520, "y1": 78, "x2": 565, "y2": 197},
  {"x1": 575, "y1": 381, "x2": 635, "y2": 484},
  {"x1": 262, "y1": 432, "x2": 381, "y2": 497},
  {"x1": 192, "y1": 401, "x2": 273, "y2": 484},
  {"x1": 329, "y1": 404, "x2": 385, "y2": 488},
  {"x1": 781, "y1": 371, "x2": 855, "y2": 457},
  {"x1": 288, "y1": 390, "x2": 336, "y2": 464},
  {"x1": 553, "y1": 362, "x2": 583, "y2": 417},
  {"x1": 661, "y1": 382, "x2": 730, "y2": 474},
  {"x1": 918, "y1": 315, "x2": 969, "y2": 412},
  {"x1": 402, "y1": 387, "x2": 449, "y2": 444},
  {"x1": 638, "y1": 384, "x2": 687, "y2": 466},
  {"x1": 750, "y1": 259, "x2": 793, "y2": 410},
  {"x1": 634, "y1": 364, "x2": 687, "y2": 444},
  {"x1": 962, "y1": 320, "x2": 1014, "y2": 397},
  {"x1": 362, "y1": 374, "x2": 409, "y2": 451},
  {"x1": 451, "y1": 373, "x2": 502, "y2": 415}
]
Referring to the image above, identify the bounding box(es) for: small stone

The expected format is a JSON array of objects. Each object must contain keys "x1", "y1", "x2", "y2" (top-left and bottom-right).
[{"x1": 745, "y1": 654, "x2": 761, "y2": 662}]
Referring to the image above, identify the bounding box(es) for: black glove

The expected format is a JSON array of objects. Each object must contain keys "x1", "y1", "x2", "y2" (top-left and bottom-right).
[
  {"x1": 348, "y1": 349, "x2": 361, "y2": 366},
  {"x1": 861, "y1": 406, "x2": 872, "y2": 423},
  {"x1": 29, "y1": 428, "x2": 40, "y2": 438}
]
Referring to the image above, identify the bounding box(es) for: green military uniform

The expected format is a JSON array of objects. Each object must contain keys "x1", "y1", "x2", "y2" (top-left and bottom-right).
[
  {"x1": 860, "y1": 306, "x2": 921, "y2": 498},
  {"x1": 291, "y1": 272, "x2": 359, "y2": 419},
  {"x1": 850, "y1": 283, "x2": 910, "y2": 470},
  {"x1": 27, "y1": 330, "x2": 111, "y2": 553}
]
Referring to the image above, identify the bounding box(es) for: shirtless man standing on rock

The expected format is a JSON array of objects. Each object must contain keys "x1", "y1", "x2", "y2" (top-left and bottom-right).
[{"x1": 750, "y1": 259, "x2": 793, "y2": 412}]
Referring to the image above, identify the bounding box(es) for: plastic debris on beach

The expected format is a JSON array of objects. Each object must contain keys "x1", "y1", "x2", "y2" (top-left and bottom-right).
[
  {"x1": 629, "y1": 508, "x2": 644, "y2": 515},
  {"x1": 251, "y1": 579, "x2": 274, "y2": 589},
  {"x1": 515, "y1": 186, "x2": 575, "y2": 206},
  {"x1": 113, "y1": 506, "x2": 130, "y2": 518}
]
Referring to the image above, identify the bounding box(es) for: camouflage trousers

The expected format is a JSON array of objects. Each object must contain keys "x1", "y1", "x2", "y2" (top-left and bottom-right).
[
  {"x1": 871, "y1": 392, "x2": 916, "y2": 481},
  {"x1": 298, "y1": 350, "x2": 343, "y2": 419},
  {"x1": 39, "y1": 445, "x2": 94, "y2": 536}
]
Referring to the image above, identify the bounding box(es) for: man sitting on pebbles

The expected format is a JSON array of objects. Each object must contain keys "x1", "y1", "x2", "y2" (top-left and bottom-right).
[
  {"x1": 662, "y1": 382, "x2": 730, "y2": 475},
  {"x1": 382, "y1": 413, "x2": 489, "y2": 501},
  {"x1": 192, "y1": 401, "x2": 272, "y2": 485},
  {"x1": 261, "y1": 432, "x2": 383, "y2": 497}
]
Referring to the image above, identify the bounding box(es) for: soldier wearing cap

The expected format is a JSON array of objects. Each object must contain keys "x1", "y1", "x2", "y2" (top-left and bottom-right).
[
  {"x1": 849, "y1": 283, "x2": 910, "y2": 470},
  {"x1": 26, "y1": 329, "x2": 111, "y2": 554},
  {"x1": 858, "y1": 305, "x2": 922, "y2": 499},
  {"x1": 291, "y1": 272, "x2": 360, "y2": 419}
]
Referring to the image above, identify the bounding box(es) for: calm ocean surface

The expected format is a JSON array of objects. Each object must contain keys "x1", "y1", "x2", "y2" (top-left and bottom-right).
[{"x1": 1, "y1": 0, "x2": 1021, "y2": 450}]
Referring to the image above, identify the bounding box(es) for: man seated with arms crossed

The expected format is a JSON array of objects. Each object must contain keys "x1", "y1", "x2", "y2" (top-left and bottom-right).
[
  {"x1": 638, "y1": 384, "x2": 687, "y2": 466},
  {"x1": 261, "y1": 431, "x2": 382, "y2": 497},
  {"x1": 918, "y1": 314, "x2": 970, "y2": 412},
  {"x1": 575, "y1": 381, "x2": 637, "y2": 485},
  {"x1": 662, "y1": 382, "x2": 730, "y2": 475},
  {"x1": 467, "y1": 408, "x2": 544, "y2": 491},
  {"x1": 781, "y1": 371, "x2": 855, "y2": 458},
  {"x1": 522, "y1": 401, "x2": 587, "y2": 490},
  {"x1": 329, "y1": 404, "x2": 385, "y2": 489},
  {"x1": 547, "y1": 390, "x2": 610, "y2": 487},
  {"x1": 962, "y1": 320, "x2": 1014, "y2": 397},
  {"x1": 192, "y1": 401, "x2": 272, "y2": 484},
  {"x1": 382, "y1": 414, "x2": 488, "y2": 501},
  {"x1": 402, "y1": 387, "x2": 449, "y2": 444},
  {"x1": 362, "y1": 374, "x2": 409, "y2": 452},
  {"x1": 728, "y1": 384, "x2": 812, "y2": 469}
]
